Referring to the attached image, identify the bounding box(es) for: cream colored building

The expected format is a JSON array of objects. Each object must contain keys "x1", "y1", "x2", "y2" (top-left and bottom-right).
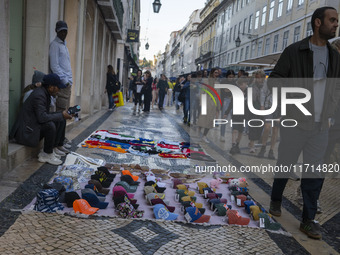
[
  {"x1": 0, "y1": 0, "x2": 140, "y2": 176},
  {"x1": 195, "y1": 0, "x2": 221, "y2": 70},
  {"x1": 214, "y1": 0, "x2": 340, "y2": 71}
]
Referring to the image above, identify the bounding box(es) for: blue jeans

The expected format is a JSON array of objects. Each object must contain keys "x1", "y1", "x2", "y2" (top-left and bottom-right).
[
  {"x1": 271, "y1": 123, "x2": 328, "y2": 221},
  {"x1": 107, "y1": 92, "x2": 114, "y2": 109},
  {"x1": 175, "y1": 92, "x2": 180, "y2": 109},
  {"x1": 183, "y1": 97, "x2": 190, "y2": 122}
]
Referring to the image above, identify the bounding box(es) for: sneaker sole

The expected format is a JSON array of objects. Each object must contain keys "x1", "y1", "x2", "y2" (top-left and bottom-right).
[
  {"x1": 269, "y1": 209, "x2": 281, "y2": 217},
  {"x1": 299, "y1": 226, "x2": 322, "y2": 239}
]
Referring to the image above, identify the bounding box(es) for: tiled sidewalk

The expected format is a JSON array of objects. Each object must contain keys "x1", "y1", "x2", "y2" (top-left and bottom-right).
[{"x1": 0, "y1": 212, "x2": 284, "y2": 255}]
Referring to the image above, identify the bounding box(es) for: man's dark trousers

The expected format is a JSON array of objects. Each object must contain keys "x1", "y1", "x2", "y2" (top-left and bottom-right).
[
  {"x1": 40, "y1": 119, "x2": 66, "y2": 153},
  {"x1": 271, "y1": 123, "x2": 327, "y2": 221}
]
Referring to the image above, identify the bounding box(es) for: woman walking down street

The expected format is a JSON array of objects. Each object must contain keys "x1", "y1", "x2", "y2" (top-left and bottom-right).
[
  {"x1": 133, "y1": 70, "x2": 143, "y2": 112},
  {"x1": 167, "y1": 79, "x2": 174, "y2": 107},
  {"x1": 220, "y1": 70, "x2": 236, "y2": 141},
  {"x1": 105, "y1": 65, "x2": 119, "y2": 110},
  {"x1": 174, "y1": 76, "x2": 185, "y2": 110},
  {"x1": 128, "y1": 75, "x2": 135, "y2": 102},
  {"x1": 151, "y1": 77, "x2": 158, "y2": 109},
  {"x1": 142, "y1": 70, "x2": 153, "y2": 112},
  {"x1": 157, "y1": 74, "x2": 169, "y2": 110},
  {"x1": 182, "y1": 74, "x2": 191, "y2": 125},
  {"x1": 197, "y1": 68, "x2": 220, "y2": 143}
]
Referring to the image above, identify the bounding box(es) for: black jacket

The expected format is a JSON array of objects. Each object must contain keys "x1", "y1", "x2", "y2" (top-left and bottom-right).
[
  {"x1": 10, "y1": 87, "x2": 64, "y2": 147},
  {"x1": 106, "y1": 73, "x2": 119, "y2": 94},
  {"x1": 268, "y1": 36, "x2": 340, "y2": 130}
]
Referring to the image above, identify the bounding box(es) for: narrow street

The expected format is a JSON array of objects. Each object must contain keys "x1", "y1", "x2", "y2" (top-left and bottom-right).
[{"x1": 0, "y1": 102, "x2": 339, "y2": 255}]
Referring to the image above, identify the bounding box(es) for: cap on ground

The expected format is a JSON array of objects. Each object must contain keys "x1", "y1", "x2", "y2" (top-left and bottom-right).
[
  {"x1": 153, "y1": 204, "x2": 178, "y2": 220},
  {"x1": 73, "y1": 199, "x2": 99, "y2": 215}
]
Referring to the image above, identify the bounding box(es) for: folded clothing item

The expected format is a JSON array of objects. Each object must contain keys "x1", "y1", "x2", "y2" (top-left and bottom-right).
[
  {"x1": 150, "y1": 198, "x2": 175, "y2": 212},
  {"x1": 97, "y1": 166, "x2": 116, "y2": 179},
  {"x1": 122, "y1": 170, "x2": 139, "y2": 181},
  {"x1": 227, "y1": 209, "x2": 250, "y2": 226},
  {"x1": 82, "y1": 192, "x2": 109, "y2": 209}
]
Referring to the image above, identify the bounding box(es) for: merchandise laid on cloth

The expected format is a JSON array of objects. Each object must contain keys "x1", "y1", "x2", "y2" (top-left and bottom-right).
[
  {"x1": 79, "y1": 130, "x2": 215, "y2": 161},
  {"x1": 24, "y1": 155, "x2": 282, "y2": 231}
]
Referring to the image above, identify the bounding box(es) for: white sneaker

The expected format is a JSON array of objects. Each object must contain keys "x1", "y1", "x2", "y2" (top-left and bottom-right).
[
  {"x1": 63, "y1": 143, "x2": 72, "y2": 149},
  {"x1": 39, "y1": 150, "x2": 61, "y2": 159},
  {"x1": 57, "y1": 146, "x2": 70, "y2": 154},
  {"x1": 54, "y1": 147, "x2": 66, "y2": 156},
  {"x1": 202, "y1": 136, "x2": 210, "y2": 143},
  {"x1": 38, "y1": 152, "x2": 63, "y2": 165}
]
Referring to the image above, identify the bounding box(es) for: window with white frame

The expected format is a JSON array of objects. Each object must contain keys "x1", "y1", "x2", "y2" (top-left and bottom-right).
[
  {"x1": 227, "y1": 53, "x2": 230, "y2": 64},
  {"x1": 298, "y1": 0, "x2": 304, "y2": 6},
  {"x1": 229, "y1": 27, "x2": 233, "y2": 42},
  {"x1": 246, "y1": 0, "x2": 250, "y2": 4},
  {"x1": 249, "y1": 14, "x2": 253, "y2": 33},
  {"x1": 243, "y1": 18, "x2": 247, "y2": 33},
  {"x1": 235, "y1": 50, "x2": 239, "y2": 62},
  {"x1": 269, "y1": 1, "x2": 275, "y2": 22},
  {"x1": 273, "y1": 34, "x2": 279, "y2": 52},
  {"x1": 282, "y1": 31, "x2": 289, "y2": 50},
  {"x1": 237, "y1": 0, "x2": 240, "y2": 11},
  {"x1": 294, "y1": 26, "x2": 300, "y2": 42},
  {"x1": 234, "y1": 25, "x2": 237, "y2": 40},
  {"x1": 257, "y1": 41, "x2": 263, "y2": 56},
  {"x1": 287, "y1": 0, "x2": 293, "y2": 11},
  {"x1": 231, "y1": 52, "x2": 234, "y2": 63},
  {"x1": 251, "y1": 42, "x2": 256, "y2": 58},
  {"x1": 306, "y1": 22, "x2": 313, "y2": 36},
  {"x1": 261, "y1": 6, "x2": 267, "y2": 26},
  {"x1": 241, "y1": 0, "x2": 245, "y2": 8},
  {"x1": 255, "y1": 11, "x2": 260, "y2": 29},
  {"x1": 277, "y1": 0, "x2": 283, "y2": 17},
  {"x1": 238, "y1": 22, "x2": 242, "y2": 34},
  {"x1": 245, "y1": 46, "x2": 249, "y2": 59},
  {"x1": 264, "y1": 38, "x2": 271, "y2": 55},
  {"x1": 240, "y1": 48, "x2": 244, "y2": 61}
]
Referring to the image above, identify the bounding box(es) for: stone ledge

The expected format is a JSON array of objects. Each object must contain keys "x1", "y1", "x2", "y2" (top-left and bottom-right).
[{"x1": 5, "y1": 113, "x2": 90, "y2": 176}]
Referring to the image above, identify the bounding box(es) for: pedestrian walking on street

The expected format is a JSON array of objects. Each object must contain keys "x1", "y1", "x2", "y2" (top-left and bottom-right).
[
  {"x1": 142, "y1": 70, "x2": 153, "y2": 112},
  {"x1": 182, "y1": 74, "x2": 191, "y2": 125},
  {"x1": 268, "y1": 7, "x2": 340, "y2": 240},
  {"x1": 49, "y1": 21, "x2": 73, "y2": 112},
  {"x1": 157, "y1": 74, "x2": 168, "y2": 110},
  {"x1": 197, "y1": 68, "x2": 220, "y2": 143},
  {"x1": 174, "y1": 76, "x2": 185, "y2": 110},
  {"x1": 220, "y1": 70, "x2": 235, "y2": 142},
  {"x1": 105, "y1": 65, "x2": 120, "y2": 110},
  {"x1": 151, "y1": 77, "x2": 158, "y2": 108},
  {"x1": 128, "y1": 75, "x2": 135, "y2": 102},
  {"x1": 133, "y1": 70, "x2": 143, "y2": 112}
]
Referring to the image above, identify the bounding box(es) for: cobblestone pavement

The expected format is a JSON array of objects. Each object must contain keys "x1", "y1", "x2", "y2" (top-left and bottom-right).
[
  {"x1": 1, "y1": 103, "x2": 339, "y2": 254},
  {"x1": 0, "y1": 212, "x2": 284, "y2": 255}
]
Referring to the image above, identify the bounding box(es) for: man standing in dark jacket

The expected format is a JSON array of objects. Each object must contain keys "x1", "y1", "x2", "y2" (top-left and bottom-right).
[
  {"x1": 10, "y1": 74, "x2": 73, "y2": 165},
  {"x1": 268, "y1": 7, "x2": 340, "y2": 240}
]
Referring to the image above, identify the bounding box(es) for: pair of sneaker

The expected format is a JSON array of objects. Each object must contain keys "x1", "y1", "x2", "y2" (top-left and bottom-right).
[
  {"x1": 54, "y1": 146, "x2": 70, "y2": 157},
  {"x1": 38, "y1": 151, "x2": 63, "y2": 165}
]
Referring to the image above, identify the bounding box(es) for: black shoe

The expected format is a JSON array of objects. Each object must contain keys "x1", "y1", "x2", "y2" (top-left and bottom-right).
[
  {"x1": 187, "y1": 122, "x2": 190, "y2": 127},
  {"x1": 230, "y1": 144, "x2": 240, "y2": 155},
  {"x1": 269, "y1": 200, "x2": 281, "y2": 216},
  {"x1": 299, "y1": 220, "x2": 322, "y2": 239},
  {"x1": 257, "y1": 146, "x2": 266, "y2": 158},
  {"x1": 183, "y1": 117, "x2": 187, "y2": 124},
  {"x1": 268, "y1": 149, "x2": 275, "y2": 160}
]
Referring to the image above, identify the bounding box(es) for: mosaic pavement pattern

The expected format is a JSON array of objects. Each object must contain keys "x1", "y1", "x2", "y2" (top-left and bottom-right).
[{"x1": 0, "y1": 212, "x2": 284, "y2": 255}]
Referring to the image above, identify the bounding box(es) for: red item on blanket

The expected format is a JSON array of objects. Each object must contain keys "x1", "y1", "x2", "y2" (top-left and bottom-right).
[
  {"x1": 157, "y1": 143, "x2": 180, "y2": 150},
  {"x1": 158, "y1": 153, "x2": 187, "y2": 159}
]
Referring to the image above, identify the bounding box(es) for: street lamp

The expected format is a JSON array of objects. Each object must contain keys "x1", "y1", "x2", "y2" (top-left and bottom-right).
[
  {"x1": 145, "y1": 42, "x2": 149, "y2": 50},
  {"x1": 235, "y1": 36, "x2": 241, "y2": 47},
  {"x1": 235, "y1": 33, "x2": 258, "y2": 47},
  {"x1": 153, "y1": 0, "x2": 162, "y2": 13}
]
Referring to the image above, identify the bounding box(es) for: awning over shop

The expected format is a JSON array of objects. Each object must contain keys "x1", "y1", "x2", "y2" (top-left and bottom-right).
[{"x1": 236, "y1": 52, "x2": 282, "y2": 67}]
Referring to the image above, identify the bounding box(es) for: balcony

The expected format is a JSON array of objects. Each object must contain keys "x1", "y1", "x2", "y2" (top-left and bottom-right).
[{"x1": 97, "y1": 0, "x2": 124, "y2": 39}]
